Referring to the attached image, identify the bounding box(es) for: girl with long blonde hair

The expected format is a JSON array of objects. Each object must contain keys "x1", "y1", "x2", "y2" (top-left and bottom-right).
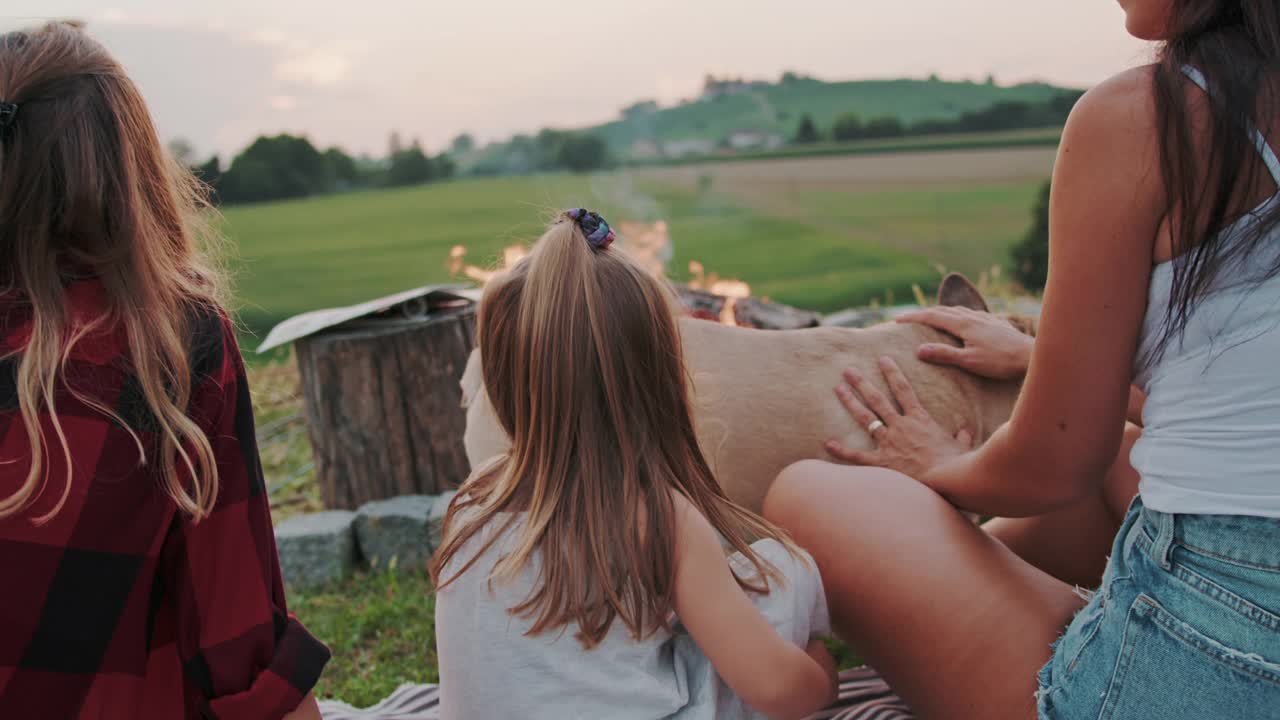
[
  {"x1": 431, "y1": 210, "x2": 837, "y2": 719},
  {"x1": 0, "y1": 22, "x2": 327, "y2": 719}
]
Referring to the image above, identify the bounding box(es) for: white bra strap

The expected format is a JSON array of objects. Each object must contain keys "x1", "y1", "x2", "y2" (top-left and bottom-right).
[
  {"x1": 1181, "y1": 65, "x2": 1280, "y2": 184},
  {"x1": 1180, "y1": 64, "x2": 1210, "y2": 91}
]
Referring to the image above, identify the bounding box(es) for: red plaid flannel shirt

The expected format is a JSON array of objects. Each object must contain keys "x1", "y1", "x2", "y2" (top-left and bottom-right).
[{"x1": 0, "y1": 279, "x2": 330, "y2": 719}]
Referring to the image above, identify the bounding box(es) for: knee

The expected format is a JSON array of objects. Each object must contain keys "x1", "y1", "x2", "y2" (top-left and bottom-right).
[
  {"x1": 764, "y1": 461, "x2": 974, "y2": 574},
  {"x1": 765, "y1": 460, "x2": 943, "y2": 528},
  {"x1": 763, "y1": 460, "x2": 831, "y2": 526}
]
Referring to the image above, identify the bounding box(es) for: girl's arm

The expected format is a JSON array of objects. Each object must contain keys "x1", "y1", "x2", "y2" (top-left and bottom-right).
[
  {"x1": 827, "y1": 68, "x2": 1163, "y2": 517},
  {"x1": 672, "y1": 497, "x2": 836, "y2": 719}
]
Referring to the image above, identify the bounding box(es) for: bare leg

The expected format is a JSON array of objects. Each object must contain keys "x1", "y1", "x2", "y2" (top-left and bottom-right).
[
  {"x1": 983, "y1": 423, "x2": 1141, "y2": 589},
  {"x1": 764, "y1": 463, "x2": 1083, "y2": 720}
]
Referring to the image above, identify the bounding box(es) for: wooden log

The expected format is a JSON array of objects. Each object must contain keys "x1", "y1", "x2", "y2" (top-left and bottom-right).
[
  {"x1": 673, "y1": 284, "x2": 822, "y2": 330},
  {"x1": 294, "y1": 306, "x2": 476, "y2": 510}
]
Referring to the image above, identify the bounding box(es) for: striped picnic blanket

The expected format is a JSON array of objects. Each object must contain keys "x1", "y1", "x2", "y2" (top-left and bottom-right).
[{"x1": 318, "y1": 666, "x2": 912, "y2": 720}]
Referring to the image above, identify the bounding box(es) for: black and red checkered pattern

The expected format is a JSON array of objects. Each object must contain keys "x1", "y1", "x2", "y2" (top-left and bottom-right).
[{"x1": 0, "y1": 278, "x2": 330, "y2": 719}]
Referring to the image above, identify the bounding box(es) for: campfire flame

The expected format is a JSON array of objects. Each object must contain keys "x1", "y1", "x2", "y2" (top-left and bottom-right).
[
  {"x1": 447, "y1": 221, "x2": 752, "y2": 326},
  {"x1": 687, "y1": 260, "x2": 751, "y2": 326},
  {"x1": 615, "y1": 220, "x2": 672, "y2": 278},
  {"x1": 447, "y1": 244, "x2": 527, "y2": 286}
]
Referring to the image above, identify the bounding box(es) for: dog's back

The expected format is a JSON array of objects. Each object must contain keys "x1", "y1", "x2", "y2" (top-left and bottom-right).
[
  {"x1": 460, "y1": 274, "x2": 1026, "y2": 512},
  {"x1": 678, "y1": 319, "x2": 1019, "y2": 510}
]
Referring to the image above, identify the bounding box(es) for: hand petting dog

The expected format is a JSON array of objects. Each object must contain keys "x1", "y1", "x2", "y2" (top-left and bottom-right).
[{"x1": 826, "y1": 356, "x2": 974, "y2": 480}]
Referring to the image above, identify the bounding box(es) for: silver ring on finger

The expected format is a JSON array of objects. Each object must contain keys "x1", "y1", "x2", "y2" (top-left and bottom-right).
[{"x1": 866, "y1": 419, "x2": 886, "y2": 436}]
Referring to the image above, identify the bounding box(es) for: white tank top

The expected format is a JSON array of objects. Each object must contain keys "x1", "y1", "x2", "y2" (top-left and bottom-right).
[
  {"x1": 434, "y1": 511, "x2": 829, "y2": 719},
  {"x1": 1130, "y1": 67, "x2": 1280, "y2": 518}
]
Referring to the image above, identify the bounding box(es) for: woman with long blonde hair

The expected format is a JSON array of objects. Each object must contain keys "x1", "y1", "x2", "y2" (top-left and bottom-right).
[
  {"x1": 431, "y1": 210, "x2": 837, "y2": 719},
  {"x1": 0, "y1": 22, "x2": 327, "y2": 719}
]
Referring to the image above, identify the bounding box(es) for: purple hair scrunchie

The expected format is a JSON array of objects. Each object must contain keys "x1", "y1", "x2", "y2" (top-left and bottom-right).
[{"x1": 566, "y1": 208, "x2": 616, "y2": 250}]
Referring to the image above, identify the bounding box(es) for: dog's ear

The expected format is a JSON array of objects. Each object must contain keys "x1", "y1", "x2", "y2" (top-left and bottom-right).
[{"x1": 936, "y1": 273, "x2": 989, "y2": 312}]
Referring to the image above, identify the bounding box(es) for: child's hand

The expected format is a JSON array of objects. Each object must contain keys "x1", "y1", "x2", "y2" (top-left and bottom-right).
[{"x1": 804, "y1": 638, "x2": 838, "y2": 705}]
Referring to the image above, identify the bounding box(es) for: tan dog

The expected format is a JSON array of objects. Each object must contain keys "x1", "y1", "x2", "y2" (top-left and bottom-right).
[{"x1": 460, "y1": 274, "x2": 1032, "y2": 513}]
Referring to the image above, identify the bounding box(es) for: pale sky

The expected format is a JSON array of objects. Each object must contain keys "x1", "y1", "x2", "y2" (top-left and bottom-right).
[{"x1": 6, "y1": 2, "x2": 1153, "y2": 159}]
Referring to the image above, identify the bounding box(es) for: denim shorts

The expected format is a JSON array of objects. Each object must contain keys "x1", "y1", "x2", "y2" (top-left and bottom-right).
[{"x1": 1037, "y1": 497, "x2": 1280, "y2": 719}]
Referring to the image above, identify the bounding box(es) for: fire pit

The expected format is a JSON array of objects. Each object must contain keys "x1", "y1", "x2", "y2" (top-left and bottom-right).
[{"x1": 448, "y1": 220, "x2": 820, "y2": 330}]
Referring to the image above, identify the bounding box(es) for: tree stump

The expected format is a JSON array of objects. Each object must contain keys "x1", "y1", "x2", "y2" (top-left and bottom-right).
[{"x1": 295, "y1": 306, "x2": 476, "y2": 510}]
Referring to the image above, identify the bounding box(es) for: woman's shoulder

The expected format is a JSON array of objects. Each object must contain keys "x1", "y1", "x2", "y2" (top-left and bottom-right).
[
  {"x1": 1066, "y1": 66, "x2": 1161, "y2": 141},
  {"x1": 1056, "y1": 65, "x2": 1170, "y2": 210},
  {"x1": 186, "y1": 300, "x2": 238, "y2": 380},
  {"x1": 1069, "y1": 63, "x2": 1219, "y2": 144},
  {"x1": 173, "y1": 301, "x2": 247, "y2": 436},
  {"x1": 1094, "y1": 64, "x2": 1159, "y2": 95},
  {"x1": 56, "y1": 279, "x2": 238, "y2": 376}
]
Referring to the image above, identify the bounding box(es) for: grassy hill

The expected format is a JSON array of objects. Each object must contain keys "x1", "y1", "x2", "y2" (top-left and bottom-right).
[
  {"x1": 604, "y1": 78, "x2": 1069, "y2": 147},
  {"x1": 464, "y1": 76, "x2": 1075, "y2": 170}
]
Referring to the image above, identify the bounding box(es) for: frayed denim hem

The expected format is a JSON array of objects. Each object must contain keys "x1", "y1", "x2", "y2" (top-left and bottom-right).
[{"x1": 1035, "y1": 632, "x2": 1064, "y2": 720}]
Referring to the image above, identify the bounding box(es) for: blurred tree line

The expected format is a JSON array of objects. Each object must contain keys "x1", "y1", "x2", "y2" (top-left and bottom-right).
[
  {"x1": 192, "y1": 133, "x2": 456, "y2": 206},
  {"x1": 467, "y1": 129, "x2": 612, "y2": 177},
  {"x1": 191, "y1": 126, "x2": 613, "y2": 204},
  {"x1": 792, "y1": 90, "x2": 1084, "y2": 145},
  {"x1": 1011, "y1": 179, "x2": 1051, "y2": 292}
]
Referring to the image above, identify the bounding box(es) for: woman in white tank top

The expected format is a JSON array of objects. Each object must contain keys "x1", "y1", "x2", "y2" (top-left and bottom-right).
[{"x1": 762, "y1": 2, "x2": 1280, "y2": 718}]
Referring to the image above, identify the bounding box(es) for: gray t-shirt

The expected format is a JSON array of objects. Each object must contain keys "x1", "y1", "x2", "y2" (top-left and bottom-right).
[{"x1": 435, "y1": 513, "x2": 829, "y2": 719}]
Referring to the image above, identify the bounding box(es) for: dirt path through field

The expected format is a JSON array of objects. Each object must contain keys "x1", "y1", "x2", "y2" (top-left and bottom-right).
[
  {"x1": 627, "y1": 146, "x2": 1055, "y2": 275},
  {"x1": 632, "y1": 146, "x2": 1057, "y2": 194}
]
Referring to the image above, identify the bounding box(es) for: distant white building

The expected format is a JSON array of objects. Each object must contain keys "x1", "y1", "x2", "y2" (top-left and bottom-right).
[
  {"x1": 726, "y1": 130, "x2": 785, "y2": 151},
  {"x1": 701, "y1": 75, "x2": 769, "y2": 100},
  {"x1": 662, "y1": 138, "x2": 716, "y2": 158}
]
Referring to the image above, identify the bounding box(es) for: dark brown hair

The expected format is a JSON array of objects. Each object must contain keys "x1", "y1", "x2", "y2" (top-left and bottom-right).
[
  {"x1": 1151, "y1": 2, "x2": 1280, "y2": 358},
  {"x1": 0, "y1": 22, "x2": 226, "y2": 522},
  {"x1": 430, "y1": 214, "x2": 797, "y2": 648}
]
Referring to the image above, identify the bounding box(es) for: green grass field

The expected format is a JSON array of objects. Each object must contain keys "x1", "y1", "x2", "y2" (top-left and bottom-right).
[
  {"x1": 223, "y1": 144, "x2": 1053, "y2": 347},
  {"x1": 290, "y1": 571, "x2": 438, "y2": 706}
]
